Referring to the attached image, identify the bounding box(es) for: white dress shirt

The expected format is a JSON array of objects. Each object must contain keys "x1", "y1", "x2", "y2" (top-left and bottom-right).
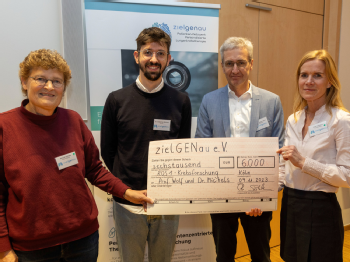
[
  {"x1": 136, "y1": 76, "x2": 164, "y2": 93},
  {"x1": 228, "y1": 83, "x2": 252, "y2": 137},
  {"x1": 279, "y1": 105, "x2": 350, "y2": 192}
]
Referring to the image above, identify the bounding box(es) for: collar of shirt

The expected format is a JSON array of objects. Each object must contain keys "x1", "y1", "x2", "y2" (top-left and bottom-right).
[
  {"x1": 227, "y1": 82, "x2": 253, "y2": 100},
  {"x1": 136, "y1": 76, "x2": 164, "y2": 93},
  {"x1": 305, "y1": 104, "x2": 327, "y2": 116},
  {"x1": 295, "y1": 104, "x2": 328, "y2": 141},
  {"x1": 228, "y1": 82, "x2": 253, "y2": 138}
]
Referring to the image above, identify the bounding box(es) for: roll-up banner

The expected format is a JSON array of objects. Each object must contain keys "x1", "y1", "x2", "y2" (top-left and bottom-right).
[{"x1": 85, "y1": 1, "x2": 219, "y2": 261}]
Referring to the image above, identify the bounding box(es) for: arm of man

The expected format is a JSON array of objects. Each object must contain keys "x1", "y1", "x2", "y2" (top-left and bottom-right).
[
  {"x1": 272, "y1": 96, "x2": 285, "y2": 148},
  {"x1": 101, "y1": 93, "x2": 118, "y2": 172},
  {"x1": 195, "y1": 95, "x2": 213, "y2": 138}
]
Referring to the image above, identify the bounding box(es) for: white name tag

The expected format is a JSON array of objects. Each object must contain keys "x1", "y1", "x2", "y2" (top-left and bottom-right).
[
  {"x1": 257, "y1": 117, "x2": 270, "y2": 131},
  {"x1": 55, "y1": 152, "x2": 78, "y2": 170},
  {"x1": 309, "y1": 121, "x2": 328, "y2": 137},
  {"x1": 153, "y1": 119, "x2": 171, "y2": 131}
]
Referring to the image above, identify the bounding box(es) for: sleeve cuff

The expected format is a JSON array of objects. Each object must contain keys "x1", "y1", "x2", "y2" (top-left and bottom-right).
[
  {"x1": 115, "y1": 184, "x2": 130, "y2": 199},
  {"x1": 301, "y1": 157, "x2": 326, "y2": 179},
  {"x1": 0, "y1": 235, "x2": 11, "y2": 252},
  {"x1": 122, "y1": 188, "x2": 130, "y2": 200}
]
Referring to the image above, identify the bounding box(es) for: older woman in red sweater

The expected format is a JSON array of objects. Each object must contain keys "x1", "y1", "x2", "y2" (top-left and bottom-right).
[{"x1": 0, "y1": 49, "x2": 153, "y2": 262}]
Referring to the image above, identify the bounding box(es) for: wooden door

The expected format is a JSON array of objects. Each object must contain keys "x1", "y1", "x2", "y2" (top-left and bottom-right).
[
  {"x1": 257, "y1": 3, "x2": 324, "y2": 123},
  {"x1": 180, "y1": 0, "x2": 260, "y2": 88},
  {"x1": 253, "y1": 0, "x2": 324, "y2": 14}
]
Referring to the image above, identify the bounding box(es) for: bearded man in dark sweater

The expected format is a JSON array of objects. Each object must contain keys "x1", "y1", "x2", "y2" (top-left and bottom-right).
[{"x1": 101, "y1": 27, "x2": 192, "y2": 262}]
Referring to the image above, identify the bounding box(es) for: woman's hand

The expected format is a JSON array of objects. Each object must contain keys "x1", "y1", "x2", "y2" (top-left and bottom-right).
[
  {"x1": 277, "y1": 145, "x2": 305, "y2": 169},
  {"x1": 123, "y1": 189, "x2": 154, "y2": 212},
  {"x1": 0, "y1": 249, "x2": 18, "y2": 262}
]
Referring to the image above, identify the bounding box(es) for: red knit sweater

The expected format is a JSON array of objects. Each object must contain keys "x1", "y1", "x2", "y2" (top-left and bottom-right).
[{"x1": 0, "y1": 100, "x2": 129, "y2": 251}]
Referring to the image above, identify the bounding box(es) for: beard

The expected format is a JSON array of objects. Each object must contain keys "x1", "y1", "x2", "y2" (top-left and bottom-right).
[{"x1": 139, "y1": 60, "x2": 166, "y2": 81}]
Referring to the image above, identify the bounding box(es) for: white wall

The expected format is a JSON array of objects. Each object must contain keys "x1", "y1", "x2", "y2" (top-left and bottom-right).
[
  {"x1": 0, "y1": 0, "x2": 63, "y2": 113},
  {"x1": 337, "y1": 0, "x2": 350, "y2": 226}
]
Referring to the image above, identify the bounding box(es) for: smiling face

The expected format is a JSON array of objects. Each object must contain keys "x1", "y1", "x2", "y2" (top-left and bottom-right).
[
  {"x1": 22, "y1": 67, "x2": 65, "y2": 116},
  {"x1": 222, "y1": 47, "x2": 253, "y2": 93},
  {"x1": 134, "y1": 42, "x2": 171, "y2": 83},
  {"x1": 298, "y1": 59, "x2": 331, "y2": 108}
]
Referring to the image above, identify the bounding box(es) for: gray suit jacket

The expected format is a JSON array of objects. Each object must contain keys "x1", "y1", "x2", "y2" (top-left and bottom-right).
[{"x1": 195, "y1": 84, "x2": 284, "y2": 148}]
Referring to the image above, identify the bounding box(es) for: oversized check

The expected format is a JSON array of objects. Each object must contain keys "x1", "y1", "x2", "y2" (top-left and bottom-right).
[{"x1": 147, "y1": 137, "x2": 279, "y2": 215}]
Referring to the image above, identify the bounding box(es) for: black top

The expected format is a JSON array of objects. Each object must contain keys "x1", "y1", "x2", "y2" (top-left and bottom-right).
[{"x1": 101, "y1": 82, "x2": 192, "y2": 205}]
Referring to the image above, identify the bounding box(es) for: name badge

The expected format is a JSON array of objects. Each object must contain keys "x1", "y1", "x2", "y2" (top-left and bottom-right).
[
  {"x1": 55, "y1": 152, "x2": 78, "y2": 170},
  {"x1": 153, "y1": 119, "x2": 171, "y2": 131},
  {"x1": 257, "y1": 117, "x2": 270, "y2": 131},
  {"x1": 309, "y1": 121, "x2": 328, "y2": 137}
]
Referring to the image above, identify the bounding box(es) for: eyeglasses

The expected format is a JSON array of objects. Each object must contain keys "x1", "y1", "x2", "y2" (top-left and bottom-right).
[
  {"x1": 224, "y1": 60, "x2": 249, "y2": 69},
  {"x1": 139, "y1": 49, "x2": 168, "y2": 60},
  {"x1": 30, "y1": 77, "x2": 64, "y2": 88}
]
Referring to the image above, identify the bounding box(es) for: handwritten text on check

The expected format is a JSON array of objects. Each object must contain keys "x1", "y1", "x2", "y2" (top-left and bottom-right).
[{"x1": 147, "y1": 137, "x2": 279, "y2": 215}]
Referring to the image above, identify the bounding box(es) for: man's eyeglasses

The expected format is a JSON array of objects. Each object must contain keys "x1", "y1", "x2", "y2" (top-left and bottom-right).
[
  {"x1": 139, "y1": 49, "x2": 168, "y2": 61},
  {"x1": 224, "y1": 60, "x2": 249, "y2": 69},
  {"x1": 30, "y1": 77, "x2": 64, "y2": 88}
]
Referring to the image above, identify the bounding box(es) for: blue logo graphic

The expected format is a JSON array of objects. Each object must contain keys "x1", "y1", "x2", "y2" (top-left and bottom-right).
[
  {"x1": 108, "y1": 227, "x2": 116, "y2": 238},
  {"x1": 58, "y1": 162, "x2": 63, "y2": 167},
  {"x1": 152, "y1": 22, "x2": 172, "y2": 39},
  {"x1": 311, "y1": 130, "x2": 315, "y2": 134}
]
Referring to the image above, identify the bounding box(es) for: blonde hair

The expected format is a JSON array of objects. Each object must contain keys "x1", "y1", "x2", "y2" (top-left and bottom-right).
[
  {"x1": 293, "y1": 49, "x2": 348, "y2": 120},
  {"x1": 19, "y1": 49, "x2": 72, "y2": 96}
]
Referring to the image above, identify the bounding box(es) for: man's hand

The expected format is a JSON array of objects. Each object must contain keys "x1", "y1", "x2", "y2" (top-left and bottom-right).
[
  {"x1": 123, "y1": 189, "x2": 154, "y2": 212},
  {"x1": 246, "y1": 208, "x2": 263, "y2": 217},
  {"x1": 0, "y1": 249, "x2": 18, "y2": 262}
]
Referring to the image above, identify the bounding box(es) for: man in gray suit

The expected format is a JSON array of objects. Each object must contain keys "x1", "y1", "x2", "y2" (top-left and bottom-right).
[{"x1": 195, "y1": 37, "x2": 284, "y2": 262}]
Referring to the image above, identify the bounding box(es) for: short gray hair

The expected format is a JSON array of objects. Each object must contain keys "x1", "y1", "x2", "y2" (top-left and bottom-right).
[{"x1": 220, "y1": 37, "x2": 253, "y2": 63}]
